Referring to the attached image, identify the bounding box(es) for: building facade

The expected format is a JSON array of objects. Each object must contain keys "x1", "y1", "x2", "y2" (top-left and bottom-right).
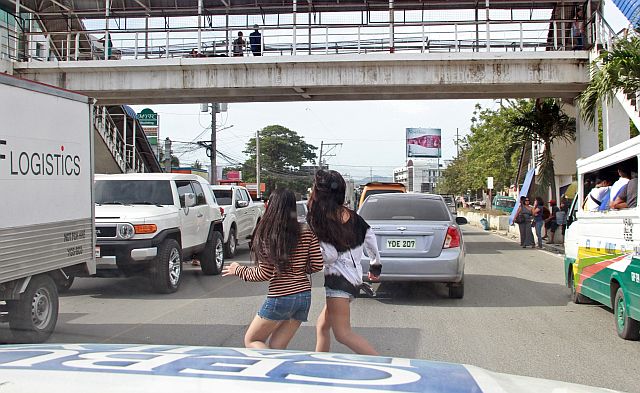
[{"x1": 393, "y1": 159, "x2": 446, "y2": 193}]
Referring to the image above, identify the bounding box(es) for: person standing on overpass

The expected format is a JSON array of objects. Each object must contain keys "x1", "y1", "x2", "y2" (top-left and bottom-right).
[
  {"x1": 250, "y1": 25, "x2": 262, "y2": 56},
  {"x1": 233, "y1": 32, "x2": 246, "y2": 57}
]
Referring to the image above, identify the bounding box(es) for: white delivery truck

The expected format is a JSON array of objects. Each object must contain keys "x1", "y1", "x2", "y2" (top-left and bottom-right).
[{"x1": 0, "y1": 73, "x2": 96, "y2": 342}]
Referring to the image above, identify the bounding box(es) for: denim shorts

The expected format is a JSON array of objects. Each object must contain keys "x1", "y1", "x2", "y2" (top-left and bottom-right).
[
  {"x1": 258, "y1": 291, "x2": 311, "y2": 322},
  {"x1": 325, "y1": 287, "x2": 355, "y2": 302}
]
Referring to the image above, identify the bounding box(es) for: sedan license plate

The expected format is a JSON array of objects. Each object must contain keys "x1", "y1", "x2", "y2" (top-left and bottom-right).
[{"x1": 386, "y1": 239, "x2": 416, "y2": 249}]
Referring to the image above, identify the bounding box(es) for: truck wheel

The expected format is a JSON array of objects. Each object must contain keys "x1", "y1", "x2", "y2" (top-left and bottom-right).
[
  {"x1": 56, "y1": 275, "x2": 74, "y2": 293},
  {"x1": 224, "y1": 227, "x2": 237, "y2": 258},
  {"x1": 8, "y1": 275, "x2": 59, "y2": 343},
  {"x1": 448, "y1": 277, "x2": 464, "y2": 299},
  {"x1": 150, "y1": 239, "x2": 182, "y2": 294},
  {"x1": 615, "y1": 287, "x2": 640, "y2": 340},
  {"x1": 200, "y1": 231, "x2": 224, "y2": 275}
]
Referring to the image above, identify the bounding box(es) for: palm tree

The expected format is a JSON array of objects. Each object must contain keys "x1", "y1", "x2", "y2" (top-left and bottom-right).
[
  {"x1": 579, "y1": 35, "x2": 640, "y2": 124},
  {"x1": 508, "y1": 99, "x2": 576, "y2": 201}
]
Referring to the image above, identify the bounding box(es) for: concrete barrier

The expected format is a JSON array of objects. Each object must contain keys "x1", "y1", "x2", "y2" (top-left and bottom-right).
[
  {"x1": 461, "y1": 210, "x2": 520, "y2": 238},
  {"x1": 460, "y1": 210, "x2": 565, "y2": 253}
]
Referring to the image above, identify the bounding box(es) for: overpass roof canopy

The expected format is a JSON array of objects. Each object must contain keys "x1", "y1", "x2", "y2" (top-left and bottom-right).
[{"x1": 6, "y1": 0, "x2": 593, "y2": 18}]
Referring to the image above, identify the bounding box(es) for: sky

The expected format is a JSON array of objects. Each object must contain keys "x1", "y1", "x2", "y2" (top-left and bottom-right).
[{"x1": 131, "y1": 1, "x2": 630, "y2": 180}]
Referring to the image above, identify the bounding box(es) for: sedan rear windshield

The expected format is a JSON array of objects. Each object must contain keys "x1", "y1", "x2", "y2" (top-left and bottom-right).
[
  {"x1": 213, "y1": 190, "x2": 233, "y2": 205},
  {"x1": 95, "y1": 180, "x2": 174, "y2": 205},
  {"x1": 360, "y1": 197, "x2": 451, "y2": 221}
]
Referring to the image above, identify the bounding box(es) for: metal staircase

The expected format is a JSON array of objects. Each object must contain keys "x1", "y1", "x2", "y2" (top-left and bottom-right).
[{"x1": 592, "y1": 11, "x2": 640, "y2": 131}]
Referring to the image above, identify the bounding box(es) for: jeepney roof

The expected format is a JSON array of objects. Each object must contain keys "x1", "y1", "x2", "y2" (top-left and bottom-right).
[{"x1": 577, "y1": 135, "x2": 640, "y2": 175}]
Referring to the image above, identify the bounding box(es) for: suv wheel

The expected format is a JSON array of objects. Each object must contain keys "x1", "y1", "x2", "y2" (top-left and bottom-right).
[
  {"x1": 200, "y1": 231, "x2": 224, "y2": 275},
  {"x1": 224, "y1": 227, "x2": 237, "y2": 258},
  {"x1": 150, "y1": 239, "x2": 182, "y2": 294}
]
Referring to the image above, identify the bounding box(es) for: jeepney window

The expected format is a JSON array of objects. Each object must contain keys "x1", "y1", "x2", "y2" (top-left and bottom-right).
[{"x1": 582, "y1": 157, "x2": 638, "y2": 211}]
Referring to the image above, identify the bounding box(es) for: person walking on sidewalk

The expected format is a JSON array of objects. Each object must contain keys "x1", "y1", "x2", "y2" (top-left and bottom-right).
[
  {"x1": 545, "y1": 200, "x2": 559, "y2": 244},
  {"x1": 533, "y1": 197, "x2": 545, "y2": 248},
  {"x1": 515, "y1": 196, "x2": 535, "y2": 248}
]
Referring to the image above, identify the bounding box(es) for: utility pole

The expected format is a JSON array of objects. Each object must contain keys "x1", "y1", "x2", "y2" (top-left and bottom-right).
[
  {"x1": 210, "y1": 103, "x2": 218, "y2": 185},
  {"x1": 256, "y1": 129, "x2": 261, "y2": 199},
  {"x1": 456, "y1": 127, "x2": 460, "y2": 157},
  {"x1": 370, "y1": 167, "x2": 373, "y2": 182},
  {"x1": 317, "y1": 141, "x2": 342, "y2": 170},
  {"x1": 317, "y1": 141, "x2": 324, "y2": 170},
  {"x1": 163, "y1": 137, "x2": 172, "y2": 173}
]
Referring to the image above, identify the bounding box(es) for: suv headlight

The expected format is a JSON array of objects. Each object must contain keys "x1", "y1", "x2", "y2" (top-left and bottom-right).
[{"x1": 118, "y1": 223, "x2": 135, "y2": 239}]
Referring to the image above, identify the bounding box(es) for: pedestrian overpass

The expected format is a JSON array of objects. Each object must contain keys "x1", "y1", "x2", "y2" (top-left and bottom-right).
[
  {"x1": 9, "y1": 51, "x2": 589, "y2": 104},
  {"x1": 1, "y1": 0, "x2": 638, "y2": 185}
]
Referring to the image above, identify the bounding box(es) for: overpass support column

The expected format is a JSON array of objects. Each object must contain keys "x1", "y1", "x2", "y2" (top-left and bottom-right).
[
  {"x1": 104, "y1": 0, "x2": 111, "y2": 60},
  {"x1": 571, "y1": 103, "x2": 599, "y2": 159},
  {"x1": 389, "y1": 0, "x2": 394, "y2": 52},
  {"x1": 602, "y1": 98, "x2": 630, "y2": 149},
  {"x1": 197, "y1": 0, "x2": 203, "y2": 53},
  {"x1": 293, "y1": 0, "x2": 297, "y2": 55}
]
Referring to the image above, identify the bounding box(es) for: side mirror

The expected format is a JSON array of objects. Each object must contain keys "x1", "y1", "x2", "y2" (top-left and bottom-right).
[
  {"x1": 455, "y1": 216, "x2": 468, "y2": 225},
  {"x1": 237, "y1": 200, "x2": 249, "y2": 208},
  {"x1": 184, "y1": 193, "x2": 197, "y2": 208}
]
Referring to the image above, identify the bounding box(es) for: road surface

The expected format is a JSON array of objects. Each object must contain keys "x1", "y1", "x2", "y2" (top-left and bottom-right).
[{"x1": 2, "y1": 226, "x2": 638, "y2": 392}]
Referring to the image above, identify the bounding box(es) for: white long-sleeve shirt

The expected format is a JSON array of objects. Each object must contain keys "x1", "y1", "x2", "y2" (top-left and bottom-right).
[{"x1": 320, "y1": 228, "x2": 381, "y2": 287}]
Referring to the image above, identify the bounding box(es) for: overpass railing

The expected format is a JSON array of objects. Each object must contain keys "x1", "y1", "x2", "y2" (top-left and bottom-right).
[{"x1": 3, "y1": 13, "x2": 592, "y2": 62}]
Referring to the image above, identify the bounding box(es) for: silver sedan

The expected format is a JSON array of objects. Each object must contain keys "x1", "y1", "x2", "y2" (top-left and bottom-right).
[{"x1": 359, "y1": 193, "x2": 467, "y2": 298}]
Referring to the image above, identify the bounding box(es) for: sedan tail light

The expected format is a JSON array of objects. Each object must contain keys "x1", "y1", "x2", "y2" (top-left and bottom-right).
[{"x1": 443, "y1": 226, "x2": 461, "y2": 249}]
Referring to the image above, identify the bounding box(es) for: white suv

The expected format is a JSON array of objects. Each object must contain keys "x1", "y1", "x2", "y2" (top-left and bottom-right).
[{"x1": 94, "y1": 173, "x2": 224, "y2": 293}]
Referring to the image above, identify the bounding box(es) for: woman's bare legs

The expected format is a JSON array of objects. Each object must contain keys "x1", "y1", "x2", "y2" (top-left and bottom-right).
[
  {"x1": 316, "y1": 297, "x2": 378, "y2": 355},
  {"x1": 269, "y1": 319, "x2": 302, "y2": 349},
  {"x1": 244, "y1": 315, "x2": 280, "y2": 349},
  {"x1": 315, "y1": 304, "x2": 331, "y2": 352}
]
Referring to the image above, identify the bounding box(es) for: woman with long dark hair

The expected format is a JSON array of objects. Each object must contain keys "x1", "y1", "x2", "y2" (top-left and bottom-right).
[
  {"x1": 223, "y1": 188, "x2": 323, "y2": 349},
  {"x1": 307, "y1": 170, "x2": 382, "y2": 355},
  {"x1": 533, "y1": 196, "x2": 545, "y2": 248},
  {"x1": 515, "y1": 196, "x2": 535, "y2": 248}
]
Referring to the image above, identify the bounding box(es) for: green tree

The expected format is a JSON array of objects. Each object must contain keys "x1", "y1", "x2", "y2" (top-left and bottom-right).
[
  {"x1": 192, "y1": 160, "x2": 203, "y2": 170},
  {"x1": 242, "y1": 125, "x2": 317, "y2": 196},
  {"x1": 439, "y1": 103, "x2": 520, "y2": 196},
  {"x1": 507, "y1": 98, "x2": 576, "y2": 201},
  {"x1": 579, "y1": 35, "x2": 640, "y2": 125}
]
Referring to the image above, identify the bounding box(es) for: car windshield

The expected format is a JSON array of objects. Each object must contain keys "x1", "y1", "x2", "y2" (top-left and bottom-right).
[
  {"x1": 360, "y1": 197, "x2": 451, "y2": 221},
  {"x1": 213, "y1": 189, "x2": 233, "y2": 205},
  {"x1": 95, "y1": 180, "x2": 174, "y2": 205},
  {"x1": 495, "y1": 198, "x2": 516, "y2": 208}
]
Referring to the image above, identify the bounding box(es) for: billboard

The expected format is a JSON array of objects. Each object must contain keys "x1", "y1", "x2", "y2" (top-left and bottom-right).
[{"x1": 406, "y1": 128, "x2": 441, "y2": 158}]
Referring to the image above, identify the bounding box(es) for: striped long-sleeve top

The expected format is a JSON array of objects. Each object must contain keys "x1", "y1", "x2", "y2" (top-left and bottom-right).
[{"x1": 235, "y1": 229, "x2": 324, "y2": 297}]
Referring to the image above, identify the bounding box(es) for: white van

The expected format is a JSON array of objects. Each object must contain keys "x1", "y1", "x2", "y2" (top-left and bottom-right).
[{"x1": 564, "y1": 136, "x2": 640, "y2": 340}]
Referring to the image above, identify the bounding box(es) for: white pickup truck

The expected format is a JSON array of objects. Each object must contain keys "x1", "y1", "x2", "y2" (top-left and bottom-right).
[
  {"x1": 94, "y1": 173, "x2": 225, "y2": 293},
  {"x1": 211, "y1": 185, "x2": 265, "y2": 257}
]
